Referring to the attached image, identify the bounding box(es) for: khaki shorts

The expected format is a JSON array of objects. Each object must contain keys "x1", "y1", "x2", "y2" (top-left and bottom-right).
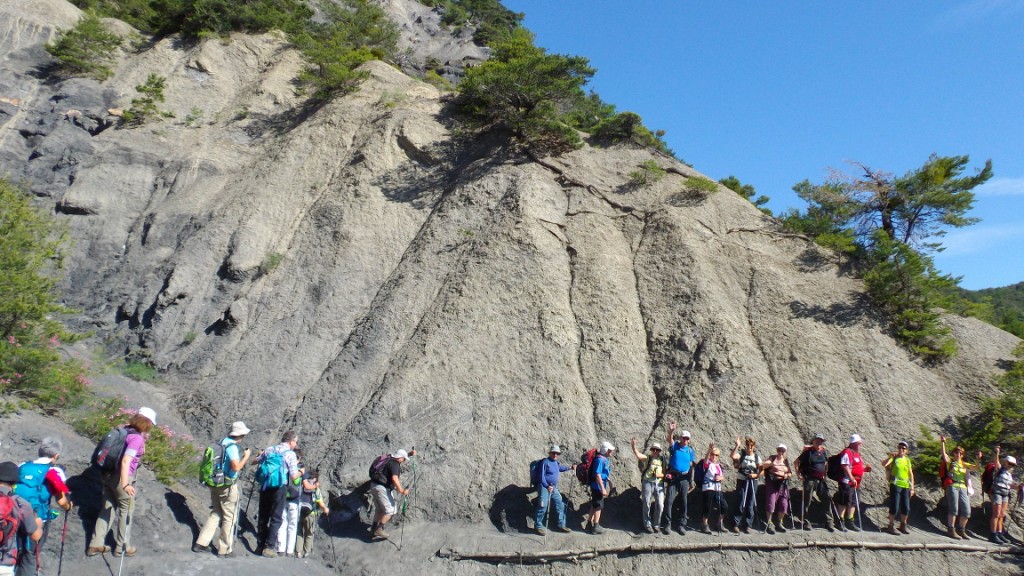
[{"x1": 370, "y1": 484, "x2": 397, "y2": 516}]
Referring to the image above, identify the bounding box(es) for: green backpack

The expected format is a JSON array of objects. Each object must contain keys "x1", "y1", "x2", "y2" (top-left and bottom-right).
[{"x1": 199, "y1": 440, "x2": 235, "y2": 487}]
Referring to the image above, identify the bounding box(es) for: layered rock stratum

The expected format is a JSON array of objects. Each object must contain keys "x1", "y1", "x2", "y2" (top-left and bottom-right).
[{"x1": 1, "y1": 1, "x2": 1021, "y2": 574}]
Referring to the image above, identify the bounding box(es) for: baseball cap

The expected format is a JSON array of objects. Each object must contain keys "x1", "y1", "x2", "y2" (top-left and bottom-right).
[
  {"x1": 813, "y1": 433, "x2": 826, "y2": 442},
  {"x1": 549, "y1": 444, "x2": 562, "y2": 454},
  {"x1": 1006, "y1": 455, "x2": 1017, "y2": 466},
  {"x1": 777, "y1": 444, "x2": 787, "y2": 451},
  {"x1": 849, "y1": 434, "x2": 863, "y2": 444},
  {"x1": 391, "y1": 449, "x2": 409, "y2": 459},
  {"x1": 138, "y1": 406, "x2": 157, "y2": 425},
  {"x1": 679, "y1": 430, "x2": 691, "y2": 439},
  {"x1": 897, "y1": 440, "x2": 909, "y2": 448},
  {"x1": 600, "y1": 441, "x2": 616, "y2": 454}
]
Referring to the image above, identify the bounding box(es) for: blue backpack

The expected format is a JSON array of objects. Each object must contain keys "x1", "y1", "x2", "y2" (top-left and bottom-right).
[
  {"x1": 14, "y1": 462, "x2": 53, "y2": 518},
  {"x1": 255, "y1": 450, "x2": 287, "y2": 490}
]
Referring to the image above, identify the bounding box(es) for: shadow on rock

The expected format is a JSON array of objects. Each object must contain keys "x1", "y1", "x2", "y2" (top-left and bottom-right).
[
  {"x1": 165, "y1": 490, "x2": 199, "y2": 541},
  {"x1": 788, "y1": 295, "x2": 877, "y2": 329},
  {"x1": 66, "y1": 465, "x2": 103, "y2": 547},
  {"x1": 489, "y1": 484, "x2": 532, "y2": 534}
]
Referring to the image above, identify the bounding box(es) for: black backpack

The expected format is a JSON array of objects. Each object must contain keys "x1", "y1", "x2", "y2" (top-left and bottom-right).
[
  {"x1": 368, "y1": 454, "x2": 391, "y2": 485},
  {"x1": 693, "y1": 458, "x2": 708, "y2": 486},
  {"x1": 92, "y1": 427, "x2": 130, "y2": 472},
  {"x1": 826, "y1": 451, "x2": 847, "y2": 482}
]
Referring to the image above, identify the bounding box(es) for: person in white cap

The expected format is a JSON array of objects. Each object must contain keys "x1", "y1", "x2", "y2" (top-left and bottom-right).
[
  {"x1": 663, "y1": 422, "x2": 696, "y2": 534},
  {"x1": 532, "y1": 445, "x2": 574, "y2": 535},
  {"x1": 836, "y1": 433, "x2": 871, "y2": 532},
  {"x1": 990, "y1": 445, "x2": 1019, "y2": 544},
  {"x1": 368, "y1": 447, "x2": 416, "y2": 540},
  {"x1": 194, "y1": 421, "x2": 252, "y2": 557},
  {"x1": 586, "y1": 442, "x2": 615, "y2": 534},
  {"x1": 759, "y1": 444, "x2": 793, "y2": 534},
  {"x1": 630, "y1": 437, "x2": 666, "y2": 533},
  {"x1": 88, "y1": 406, "x2": 156, "y2": 557}
]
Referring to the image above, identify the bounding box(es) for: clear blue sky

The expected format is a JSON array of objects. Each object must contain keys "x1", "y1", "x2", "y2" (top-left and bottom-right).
[{"x1": 503, "y1": 1, "x2": 1024, "y2": 290}]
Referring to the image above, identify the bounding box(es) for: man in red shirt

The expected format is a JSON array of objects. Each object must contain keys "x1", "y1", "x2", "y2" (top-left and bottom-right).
[{"x1": 836, "y1": 434, "x2": 871, "y2": 531}]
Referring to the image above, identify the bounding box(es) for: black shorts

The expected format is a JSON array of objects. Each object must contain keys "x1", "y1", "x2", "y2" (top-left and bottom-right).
[
  {"x1": 837, "y1": 482, "x2": 857, "y2": 506},
  {"x1": 590, "y1": 488, "x2": 606, "y2": 510}
]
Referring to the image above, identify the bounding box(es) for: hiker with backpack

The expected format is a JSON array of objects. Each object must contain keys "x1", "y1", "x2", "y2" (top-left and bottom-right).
[
  {"x1": 277, "y1": 448, "x2": 306, "y2": 557},
  {"x1": 630, "y1": 437, "x2": 665, "y2": 534},
  {"x1": 834, "y1": 434, "x2": 871, "y2": 532},
  {"x1": 87, "y1": 406, "x2": 156, "y2": 558},
  {"x1": 759, "y1": 443, "x2": 792, "y2": 534},
  {"x1": 698, "y1": 443, "x2": 726, "y2": 534},
  {"x1": 939, "y1": 435, "x2": 974, "y2": 540},
  {"x1": 295, "y1": 469, "x2": 329, "y2": 558},
  {"x1": 881, "y1": 440, "x2": 915, "y2": 535},
  {"x1": 729, "y1": 436, "x2": 762, "y2": 533},
  {"x1": 193, "y1": 421, "x2": 251, "y2": 557},
  {"x1": 531, "y1": 445, "x2": 574, "y2": 535},
  {"x1": 253, "y1": 430, "x2": 302, "y2": 557},
  {"x1": 795, "y1": 433, "x2": 834, "y2": 531},
  {"x1": 14, "y1": 437, "x2": 72, "y2": 575},
  {"x1": 368, "y1": 448, "x2": 415, "y2": 540},
  {"x1": 0, "y1": 462, "x2": 43, "y2": 576},
  {"x1": 585, "y1": 442, "x2": 615, "y2": 535},
  {"x1": 662, "y1": 422, "x2": 696, "y2": 535},
  {"x1": 989, "y1": 445, "x2": 1018, "y2": 544}
]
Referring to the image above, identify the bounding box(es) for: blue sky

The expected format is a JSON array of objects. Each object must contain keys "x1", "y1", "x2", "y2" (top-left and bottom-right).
[{"x1": 503, "y1": 1, "x2": 1024, "y2": 290}]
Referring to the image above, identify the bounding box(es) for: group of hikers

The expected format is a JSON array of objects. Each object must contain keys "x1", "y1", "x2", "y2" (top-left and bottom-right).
[{"x1": 532, "y1": 421, "x2": 1023, "y2": 544}]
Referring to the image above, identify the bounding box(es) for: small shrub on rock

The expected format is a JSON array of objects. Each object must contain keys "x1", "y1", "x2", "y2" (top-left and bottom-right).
[
  {"x1": 121, "y1": 73, "x2": 170, "y2": 126},
  {"x1": 45, "y1": 10, "x2": 123, "y2": 81}
]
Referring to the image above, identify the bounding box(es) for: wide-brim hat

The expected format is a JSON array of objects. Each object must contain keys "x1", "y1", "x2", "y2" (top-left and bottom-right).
[
  {"x1": 229, "y1": 421, "x2": 250, "y2": 437},
  {"x1": 0, "y1": 461, "x2": 19, "y2": 483},
  {"x1": 549, "y1": 444, "x2": 562, "y2": 454},
  {"x1": 651, "y1": 443, "x2": 663, "y2": 451}
]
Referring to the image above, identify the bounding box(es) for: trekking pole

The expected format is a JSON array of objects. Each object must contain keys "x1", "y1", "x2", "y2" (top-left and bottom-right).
[
  {"x1": 243, "y1": 474, "x2": 258, "y2": 540},
  {"x1": 785, "y1": 479, "x2": 796, "y2": 531},
  {"x1": 231, "y1": 482, "x2": 243, "y2": 551},
  {"x1": 117, "y1": 494, "x2": 135, "y2": 576},
  {"x1": 749, "y1": 478, "x2": 759, "y2": 532},
  {"x1": 854, "y1": 487, "x2": 863, "y2": 531},
  {"x1": 800, "y1": 481, "x2": 806, "y2": 529},
  {"x1": 57, "y1": 510, "x2": 69, "y2": 576},
  {"x1": 738, "y1": 480, "x2": 749, "y2": 534},
  {"x1": 397, "y1": 448, "x2": 416, "y2": 552}
]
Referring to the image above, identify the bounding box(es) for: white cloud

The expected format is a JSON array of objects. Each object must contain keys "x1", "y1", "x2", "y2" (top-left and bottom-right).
[
  {"x1": 939, "y1": 224, "x2": 1024, "y2": 257},
  {"x1": 976, "y1": 177, "x2": 1024, "y2": 196}
]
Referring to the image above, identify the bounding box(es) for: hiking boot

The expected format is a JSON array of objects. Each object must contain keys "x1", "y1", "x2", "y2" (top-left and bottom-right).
[
  {"x1": 700, "y1": 522, "x2": 712, "y2": 535},
  {"x1": 803, "y1": 521, "x2": 812, "y2": 531},
  {"x1": 766, "y1": 523, "x2": 775, "y2": 535},
  {"x1": 948, "y1": 527, "x2": 962, "y2": 540},
  {"x1": 883, "y1": 524, "x2": 898, "y2": 535},
  {"x1": 846, "y1": 520, "x2": 860, "y2": 532},
  {"x1": 677, "y1": 525, "x2": 687, "y2": 536},
  {"x1": 218, "y1": 550, "x2": 236, "y2": 558},
  {"x1": 660, "y1": 525, "x2": 670, "y2": 535},
  {"x1": 262, "y1": 548, "x2": 278, "y2": 558},
  {"x1": 554, "y1": 526, "x2": 571, "y2": 533},
  {"x1": 192, "y1": 543, "x2": 211, "y2": 554},
  {"x1": 956, "y1": 527, "x2": 968, "y2": 540},
  {"x1": 372, "y1": 527, "x2": 390, "y2": 540},
  {"x1": 836, "y1": 521, "x2": 847, "y2": 533},
  {"x1": 899, "y1": 524, "x2": 910, "y2": 535},
  {"x1": 592, "y1": 524, "x2": 605, "y2": 535},
  {"x1": 991, "y1": 533, "x2": 1004, "y2": 544},
  {"x1": 536, "y1": 527, "x2": 547, "y2": 536},
  {"x1": 731, "y1": 525, "x2": 740, "y2": 534},
  {"x1": 115, "y1": 546, "x2": 137, "y2": 557},
  {"x1": 643, "y1": 525, "x2": 654, "y2": 534},
  {"x1": 742, "y1": 525, "x2": 751, "y2": 534},
  {"x1": 777, "y1": 523, "x2": 787, "y2": 533},
  {"x1": 86, "y1": 546, "x2": 110, "y2": 557}
]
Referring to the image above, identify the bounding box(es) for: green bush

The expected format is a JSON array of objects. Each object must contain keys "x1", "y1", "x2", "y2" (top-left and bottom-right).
[
  {"x1": 458, "y1": 27, "x2": 593, "y2": 154},
  {"x1": 590, "y1": 111, "x2": 673, "y2": 156},
  {"x1": 121, "y1": 360, "x2": 161, "y2": 382},
  {"x1": 422, "y1": 70, "x2": 453, "y2": 91},
  {"x1": 628, "y1": 160, "x2": 665, "y2": 188},
  {"x1": 122, "y1": 74, "x2": 170, "y2": 126},
  {"x1": 421, "y1": 0, "x2": 523, "y2": 45},
  {"x1": 258, "y1": 252, "x2": 285, "y2": 276},
  {"x1": 45, "y1": 10, "x2": 122, "y2": 80},
  {"x1": 683, "y1": 176, "x2": 718, "y2": 197},
  {"x1": 0, "y1": 179, "x2": 90, "y2": 412}
]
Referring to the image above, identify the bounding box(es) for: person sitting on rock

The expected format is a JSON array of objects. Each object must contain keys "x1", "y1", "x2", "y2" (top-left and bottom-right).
[
  {"x1": 699, "y1": 443, "x2": 726, "y2": 534},
  {"x1": 939, "y1": 435, "x2": 974, "y2": 540},
  {"x1": 990, "y1": 445, "x2": 1018, "y2": 544},
  {"x1": 730, "y1": 436, "x2": 761, "y2": 533},
  {"x1": 193, "y1": 421, "x2": 251, "y2": 557},
  {"x1": 662, "y1": 422, "x2": 696, "y2": 535},
  {"x1": 533, "y1": 444, "x2": 574, "y2": 535},
  {"x1": 369, "y1": 448, "x2": 415, "y2": 540},
  {"x1": 882, "y1": 440, "x2": 915, "y2": 535},
  {"x1": 795, "y1": 433, "x2": 833, "y2": 532},
  {"x1": 630, "y1": 437, "x2": 665, "y2": 534},
  {"x1": 0, "y1": 461, "x2": 42, "y2": 576},
  {"x1": 759, "y1": 443, "x2": 792, "y2": 534},
  {"x1": 836, "y1": 433, "x2": 870, "y2": 532},
  {"x1": 587, "y1": 442, "x2": 615, "y2": 535},
  {"x1": 15, "y1": 437, "x2": 72, "y2": 575}
]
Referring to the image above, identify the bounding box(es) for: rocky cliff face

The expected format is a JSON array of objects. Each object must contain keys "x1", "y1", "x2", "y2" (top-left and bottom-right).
[{"x1": 1, "y1": 1, "x2": 1022, "y2": 574}]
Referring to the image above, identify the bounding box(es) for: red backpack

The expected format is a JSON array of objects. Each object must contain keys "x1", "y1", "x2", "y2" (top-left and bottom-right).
[
  {"x1": 981, "y1": 462, "x2": 999, "y2": 494},
  {"x1": 0, "y1": 494, "x2": 22, "y2": 564},
  {"x1": 576, "y1": 448, "x2": 599, "y2": 485}
]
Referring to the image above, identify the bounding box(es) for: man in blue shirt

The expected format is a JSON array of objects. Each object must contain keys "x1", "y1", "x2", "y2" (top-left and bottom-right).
[
  {"x1": 662, "y1": 421, "x2": 696, "y2": 534},
  {"x1": 194, "y1": 421, "x2": 251, "y2": 557},
  {"x1": 587, "y1": 442, "x2": 615, "y2": 534},
  {"x1": 534, "y1": 445, "x2": 575, "y2": 535}
]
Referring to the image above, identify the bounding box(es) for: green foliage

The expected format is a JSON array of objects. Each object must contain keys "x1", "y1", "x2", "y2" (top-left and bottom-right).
[
  {"x1": 588, "y1": 111, "x2": 674, "y2": 156},
  {"x1": 122, "y1": 74, "x2": 169, "y2": 126},
  {"x1": 184, "y1": 107, "x2": 203, "y2": 127},
  {"x1": 0, "y1": 179, "x2": 91, "y2": 412},
  {"x1": 683, "y1": 176, "x2": 718, "y2": 197},
  {"x1": 294, "y1": 0, "x2": 399, "y2": 99},
  {"x1": 719, "y1": 175, "x2": 771, "y2": 215},
  {"x1": 628, "y1": 160, "x2": 665, "y2": 188},
  {"x1": 959, "y1": 282, "x2": 1024, "y2": 338},
  {"x1": 121, "y1": 360, "x2": 161, "y2": 382},
  {"x1": 72, "y1": 0, "x2": 313, "y2": 38},
  {"x1": 422, "y1": 70, "x2": 454, "y2": 91},
  {"x1": 863, "y1": 231, "x2": 958, "y2": 359},
  {"x1": 182, "y1": 330, "x2": 198, "y2": 345},
  {"x1": 458, "y1": 27, "x2": 594, "y2": 154},
  {"x1": 45, "y1": 10, "x2": 123, "y2": 80},
  {"x1": 258, "y1": 252, "x2": 285, "y2": 276},
  {"x1": 421, "y1": 0, "x2": 523, "y2": 45}
]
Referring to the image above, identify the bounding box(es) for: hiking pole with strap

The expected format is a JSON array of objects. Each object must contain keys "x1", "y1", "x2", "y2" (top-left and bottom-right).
[
  {"x1": 57, "y1": 509, "x2": 69, "y2": 576},
  {"x1": 117, "y1": 494, "x2": 135, "y2": 576},
  {"x1": 784, "y1": 479, "x2": 796, "y2": 531},
  {"x1": 854, "y1": 486, "x2": 863, "y2": 531},
  {"x1": 243, "y1": 474, "x2": 258, "y2": 545},
  {"x1": 749, "y1": 478, "x2": 760, "y2": 532},
  {"x1": 230, "y1": 482, "x2": 243, "y2": 552},
  {"x1": 800, "y1": 480, "x2": 806, "y2": 529},
  {"x1": 397, "y1": 448, "x2": 416, "y2": 552}
]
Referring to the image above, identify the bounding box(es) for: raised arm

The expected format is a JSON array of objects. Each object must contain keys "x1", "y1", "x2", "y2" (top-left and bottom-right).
[
  {"x1": 940, "y1": 435, "x2": 949, "y2": 463},
  {"x1": 667, "y1": 421, "x2": 677, "y2": 448},
  {"x1": 630, "y1": 437, "x2": 646, "y2": 461}
]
